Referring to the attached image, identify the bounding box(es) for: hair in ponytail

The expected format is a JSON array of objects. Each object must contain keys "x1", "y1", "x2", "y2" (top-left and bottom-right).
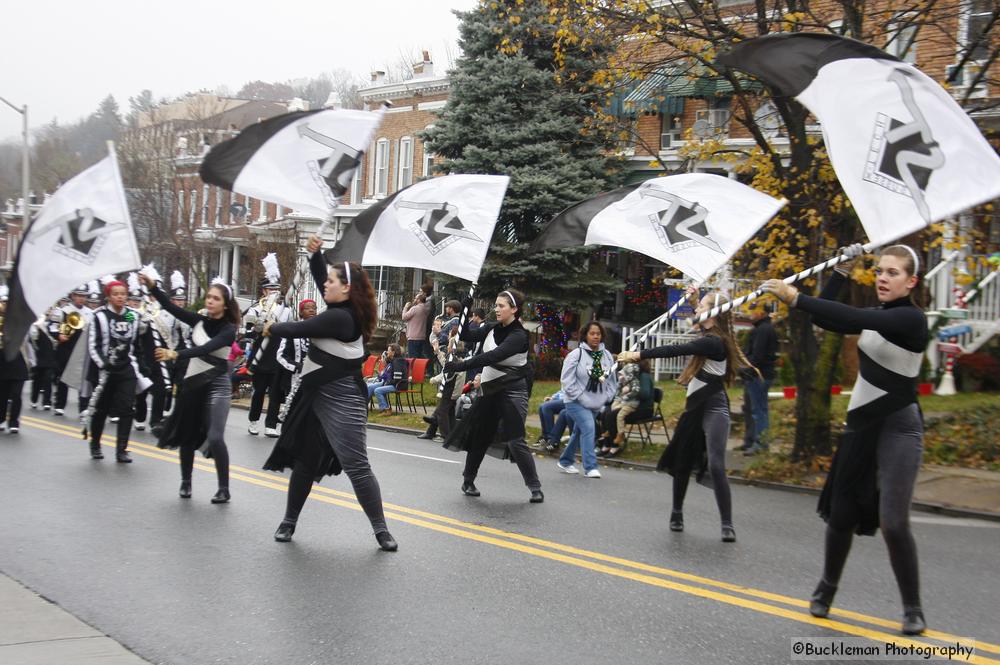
[{"x1": 676, "y1": 292, "x2": 759, "y2": 386}]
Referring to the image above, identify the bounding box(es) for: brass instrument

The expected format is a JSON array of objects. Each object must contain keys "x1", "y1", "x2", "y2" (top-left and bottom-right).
[{"x1": 59, "y1": 311, "x2": 84, "y2": 336}]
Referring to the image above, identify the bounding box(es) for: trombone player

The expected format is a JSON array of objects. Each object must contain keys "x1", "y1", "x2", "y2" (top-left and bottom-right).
[{"x1": 53, "y1": 286, "x2": 91, "y2": 416}]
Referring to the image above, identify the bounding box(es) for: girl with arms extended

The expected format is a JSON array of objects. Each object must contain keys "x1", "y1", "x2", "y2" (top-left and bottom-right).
[{"x1": 763, "y1": 244, "x2": 928, "y2": 636}]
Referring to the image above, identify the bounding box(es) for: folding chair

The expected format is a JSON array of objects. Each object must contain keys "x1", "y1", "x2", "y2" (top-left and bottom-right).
[
  {"x1": 393, "y1": 358, "x2": 429, "y2": 414},
  {"x1": 624, "y1": 387, "x2": 670, "y2": 448}
]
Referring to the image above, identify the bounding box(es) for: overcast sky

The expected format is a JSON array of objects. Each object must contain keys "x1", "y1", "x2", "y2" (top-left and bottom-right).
[{"x1": 0, "y1": 0, "x2": 478, "y2": 142}]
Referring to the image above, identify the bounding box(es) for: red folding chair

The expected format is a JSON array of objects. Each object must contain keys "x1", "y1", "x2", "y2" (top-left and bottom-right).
[{"x1": 393, "y1": 358, "x2": 429, "y2": 414}]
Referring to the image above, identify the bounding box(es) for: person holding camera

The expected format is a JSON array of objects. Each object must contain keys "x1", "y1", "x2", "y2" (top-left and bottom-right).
[{"x1": 402, "y1": 285, "x2": 433, "y2": 358}]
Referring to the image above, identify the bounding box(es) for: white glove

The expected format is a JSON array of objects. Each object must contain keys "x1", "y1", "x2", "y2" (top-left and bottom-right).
[{"x1": 840, "y1": 243, "x2": 865, "y2": 259}]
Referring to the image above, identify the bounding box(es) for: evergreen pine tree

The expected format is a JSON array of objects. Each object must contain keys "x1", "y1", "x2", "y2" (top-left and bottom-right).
[{"x1": 423, "y1": 0, "x2": 625, "y2": 350}]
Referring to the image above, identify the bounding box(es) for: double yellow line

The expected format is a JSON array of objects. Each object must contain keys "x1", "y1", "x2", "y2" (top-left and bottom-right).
[{"x1": 21, "y1": 414, "x2": 1000, "y2": 663}]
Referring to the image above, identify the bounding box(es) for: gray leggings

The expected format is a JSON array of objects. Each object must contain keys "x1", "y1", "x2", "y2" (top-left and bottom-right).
[
  {"x1": 180, "y1": 373, "x2": 231, "y2": 488},
  {"x1": 672, "y1": 390, "x2": 732, "y2": 525},
  {"x1": 821, "y1": 404, "x2": 923, "y2": 608},
  {"x1": 284, "y1": 377, "x2": 388, "y2": 534}
]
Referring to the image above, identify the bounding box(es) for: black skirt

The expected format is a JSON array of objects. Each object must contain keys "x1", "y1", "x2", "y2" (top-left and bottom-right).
[
  {"x1": 657, "y1": 374, "x2": 726, "y2": 488},
  {"x1": 155, "y1": 363, "x2": 228, "y2": 456},
  {"x1": 443, "y1": 378, "x2": 528, "y2": 462}
]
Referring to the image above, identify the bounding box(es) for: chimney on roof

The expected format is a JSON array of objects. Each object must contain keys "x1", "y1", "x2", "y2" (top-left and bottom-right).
[
  {"x1": 413, "y1": 51, "x2": 433, "y2": 78},
  {"x1": 371, "y1": 70, "x2": 386, "y2": 83}
]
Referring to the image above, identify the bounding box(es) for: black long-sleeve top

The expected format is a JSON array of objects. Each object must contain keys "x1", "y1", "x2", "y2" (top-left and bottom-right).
[
  {"x1": 150, "y1": 287, "x2": 235, "y2": 359},
  {"x1": 745, "y1": 316, "x2": 778, "y2": 379},
  {"x1": 267, "y1": 251, "x2": 360, "y2": 342},
  {"x1": 796, "y1": 273, "x2": 926, "y2": 353},
  {"x1": 449, "y1": 318, "x2": 529, "y2": 373},
  {"x1": 639, "y1": 335, "x2": 726, "y2": 361}
]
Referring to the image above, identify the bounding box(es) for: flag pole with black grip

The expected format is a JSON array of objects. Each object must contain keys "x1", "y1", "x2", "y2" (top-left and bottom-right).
[{"x1": 438, "y1": 284, "x2": 476, "y2": 398}]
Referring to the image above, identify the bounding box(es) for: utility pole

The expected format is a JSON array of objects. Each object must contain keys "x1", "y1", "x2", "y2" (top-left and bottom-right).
[{"x1": 0, "y1": 96, "x2": 29, "y2": 260}]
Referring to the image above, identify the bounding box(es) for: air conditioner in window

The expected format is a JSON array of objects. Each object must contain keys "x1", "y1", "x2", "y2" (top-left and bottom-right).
[{"x1": 945, "y1": 63, "x2": 987, "y2": 99}]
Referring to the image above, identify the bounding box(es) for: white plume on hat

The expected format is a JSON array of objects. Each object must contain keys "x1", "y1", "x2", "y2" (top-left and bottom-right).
[
  {"x1": 262, "y1": 253, "x2": 280, "y2": 284},
  {"x1": 139, "y1": 263, "x2": 162, "y2": 285},
  {"x1": 99, "y1": 274, "x2": 116, "y2": 286},
  {"x1": 0, "y1": 284, "x2": 9, "y2": 301},
  {"x1": 170, "y1": 270, "x2": 186, "y2": 291},
  {"x1": 127, "y1": 272, "x2": 141, "y2": 294},
  {"x1": 87, "y1": 280, "x2": 100, "y2": 294}
]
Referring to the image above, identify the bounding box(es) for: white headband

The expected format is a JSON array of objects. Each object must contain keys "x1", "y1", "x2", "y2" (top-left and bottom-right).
[
  {"x1": 502, "y1": 290, "x2": 516, "y2": 307},
  {"x1": 343, "y1": 261, "x2": 352, "y2": 286},
  {"x1": 210, "y1": 278, "x2": 232, "y2": 300},
  {"x1": 887, "y1": 245, "x2": 920, "y2": 274}
]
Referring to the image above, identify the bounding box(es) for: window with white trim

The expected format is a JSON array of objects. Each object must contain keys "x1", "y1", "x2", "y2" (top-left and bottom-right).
[
  {"x1": 350, "y1": 166, "x2": 362, "y2": 204},
  {"x1": 177, "y1": 190, "x2": 185, "y2": 226},
  {"x1": 189, "y1": 189, "x2": 198, "y2": 226},
  {"x1": 885, "y1": 13, "x2": 918, "y2": 64},
  {"x1": 374, "y1": 138, "x2": 390, "y2": 198},
  {"x1": 214, "y1": 186, "x2": 222, "y2": 225},
  {"x1": 201, "y1": 184, "x2": 210, "y2": 226},
  {"x1": 966, "y1": 0, "x2": 993, "y2": 61},
  {"x1": 423, "y1": 145, "x2": 435, "y2": 177},
  {"x1": 397, "y1": 137, "x2": 413, "y2": 189}
]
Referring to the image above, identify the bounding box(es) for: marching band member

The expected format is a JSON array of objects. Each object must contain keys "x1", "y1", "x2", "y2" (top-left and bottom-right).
[
  {"x1": 143, "y1": 274, "x2": 238, "y2": 503},
  {"x1": 263, "y1": 237, "x2": 397, "y2": 551},
  {"x1": 53, "y1": 285, "x2": 91, "y2": 416},
  {"x1": 29, "y1": 306, "x2": 61, "y2": 411},
  {"x1": 84, "y1": 279, "x2": 146, "y2": 463},
  {"x1": 244, "y1": 254, "x2": 292, "y2": 437}
]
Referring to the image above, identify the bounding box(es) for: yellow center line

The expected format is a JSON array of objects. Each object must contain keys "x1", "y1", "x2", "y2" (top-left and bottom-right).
[{"x1": 21, "y1": 415, "x2": 997, "y2": 661}]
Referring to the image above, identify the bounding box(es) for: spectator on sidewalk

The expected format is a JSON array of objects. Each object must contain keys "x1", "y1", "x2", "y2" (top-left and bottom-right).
[
  {"x1": 740, "y1": 304, "x2": 778, "y2": 455},
  {"x1": 402, "y1": 285, "x2": 434, "y2": 358},
  {"x1": 439, "y1": 300, "x2": 463, "y2": 346},
  {"x1": 597, "y1": 359, "x2": 654, "y2": 457},
  {"x1": 367, "y1": 344, "x2": 407, "y2": 415},
  {"x1": 536, "y1": 390, "x2": 576, "y2": 451}
]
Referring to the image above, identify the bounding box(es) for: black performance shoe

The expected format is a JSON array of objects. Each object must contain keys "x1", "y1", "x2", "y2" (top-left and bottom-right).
[
  {"x1": 211, "y1": 488, "x2": 231, "y2": 504},
  {"x1": 461, "y1": 481, "x2": 480, "y2": 497},
  {"x1": 376, "y1": 531, "x2": 398, "y2": 552},
  {"x1": 416, "y1": 430, "x2": 436, "y2": 440},
  {"x1": 669, "y1": 510, "x2": 684, "y2": 532},
  {"x1": 721, "y1": 524, "x2": 736, "y2": 543},
  {"x1": 902, "y1": 607, "x2": 926, "y2": 635},
  {"x1": 809, "y1": 580, "x2": 838, "y2": 618},
  {"x1": 529, "y1": 490, "x2": 544, "y2": 504},
  {"x1": 116, "y1": 451, "x2": 133, "y2": 463},
  {"x1": 274, "y1": 521, "x2": 296, "y2": 542},
  {"x1": 179, "y1": 481, "x2": 192, "y2": 499},
  {"x1": 90, "y1": 445, "x2": 104, "y2": 460}
]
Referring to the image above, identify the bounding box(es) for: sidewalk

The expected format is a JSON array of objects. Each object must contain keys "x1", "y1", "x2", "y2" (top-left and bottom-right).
[{"x1": 0, "y1": 574, "x2": 153, "y2": 665}]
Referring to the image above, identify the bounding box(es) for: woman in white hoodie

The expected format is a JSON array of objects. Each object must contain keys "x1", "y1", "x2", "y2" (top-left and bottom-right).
[{"x1": 557, "y1": 322, "x2": 617, "y2": 478}]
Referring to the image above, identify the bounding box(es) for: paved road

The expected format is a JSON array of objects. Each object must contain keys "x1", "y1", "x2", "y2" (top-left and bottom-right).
[{"x1": 1, "y1": 409, "x2": 997, "y2": 665}]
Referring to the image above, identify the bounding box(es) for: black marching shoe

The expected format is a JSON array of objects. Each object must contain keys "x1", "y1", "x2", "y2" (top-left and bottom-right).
[
  {"x1": 416, "y1": 427, "x2": 437, "y2": 440},
  {"x1": 669, "y1": 510, "x2": 684, "y2": 532},
  {"x1": 461, "y1": 481, "x2": 480, "y2": 497},
  {"x1": 721, "y1": 523, "x2": 736, "y2": 543},
  {"x1": 90, "y1": 444, "x2": 104, "y2": 460},
  {"x1": 211, "y1": 488, "x2": 231, "y2": 504},
  {"x1": 809, "y1": 580, "x2": 838, "y2": 618},
  {"x1": 274, "y1": 521, "x2": 296, "y2": 542},
  {"x1": 376, "y1": 531, "x2": 398, "y2": 552},
  {"x1": 529, "y1": 489, "x2": 544, "y2": 504},
  {"x1": 901, "y1": 606, "x2": 926, "y2": 635},
  {"x1": 179, "y1": 481, "x2": 192, "y2": 499},
  {"x1": 116, "y1": 451, "x2": 133, "y2": 463}
]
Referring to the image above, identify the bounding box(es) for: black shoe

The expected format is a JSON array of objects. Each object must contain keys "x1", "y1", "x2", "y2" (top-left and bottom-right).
[
  {"x1": 211, "y1": 488, "x2": 231, "y2": 504},
  {"x1": 809, "y1": 580, "x2": 838, "y2": 618},
  {"x1": 669, "y1": 510, "x2": 684, "y2": 532},
  {"x1": 376, "y1": 531, "x2": 398, "y2": 552},
  {"x1": 90, "y1": 445, "x2": 104, "y2": 460},
  {"x1": 274, "y1": 521, "x2": 296, "y2": 542},
  {"x1": 529, "y1": 490, "x2": 544, "y2": 504},
  {"x1": 115, "y1": 451, "x2": 133, "y2": 463},
  {"x1": 901, "y1": 606, "x2": 926, "y2": 635},
  {"x1": 416, "y1": 429, "x2": 436, "y2": 440},
  {"x1": 179, "y1": 481, "x2": 192, "y2": 499},
  {"x1": 721, "y1": 524, "x2": 736, "y2": 543},
  {"x1": 461, "y1": 481, "x2": 480, "y2": 497}
]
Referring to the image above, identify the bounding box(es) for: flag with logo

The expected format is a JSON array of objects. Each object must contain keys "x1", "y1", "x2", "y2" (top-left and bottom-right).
[
  {"x1": 3, "y1": 148, "x2": 140, "y2": 360},
  {"x1": 324, "y1": 174, "x2": 510, "y2": 283},
  {"x1": 200, "y1": 107, "x2": 384, "y2": 217},
  {"x1": 529, "y1": 173, "x2": 785, "y2": 283},
  {"x1": 716, "y1": 33, "x2": 1000, "y2": 246}
]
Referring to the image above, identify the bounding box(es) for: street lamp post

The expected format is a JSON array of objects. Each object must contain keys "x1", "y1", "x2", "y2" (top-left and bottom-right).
[{"x1": 0, "y1": 96, "x2": 29, "y2": 260}]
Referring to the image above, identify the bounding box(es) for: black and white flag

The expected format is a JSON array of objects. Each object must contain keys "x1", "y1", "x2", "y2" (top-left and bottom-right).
[
  {"x1": 717, "y1": 33, "x2": 1000, "y2": 245},
  {"x1": 325, "y1": 174, "x2": 510, "y2": 283},
  {"x1": 3, "y1": 149, "x2": 140, "y2": 360},
  {"x1": 530, "y1": 174, "x2": 784, "y2": 283},
  {"x1": 200, "y1": 108, "x2": 383, "y2": 217}
]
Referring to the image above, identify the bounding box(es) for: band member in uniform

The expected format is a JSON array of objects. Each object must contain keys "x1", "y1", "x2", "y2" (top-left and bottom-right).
[
  {"x1": 763, "y1": 244, "x2": 930, "y2": 636},
  {"x1": 29, "y1": 306, "x2": 61, "y2": 410},
  {"x1": 263, "y1": 236, "x2": 397, "y2": 552},
  {"x1": 131, "y1": 274, "x2": 171, "y2": 431},
  {"x1": 276, "y1": 299, "x2": 315, "y2": 414},
  {"x1": 142, "y1": 274, "x2": 238, "y2": 503},
  {"x1": 54, "y1": 285, "x2": 91, "y2": 416},
  {"x1": 84, "y1": 280, "x2": 146, "y2": 463},
  {"x1": 244, "y1": 257, "x2": 292, "y2": 437},
  {"x1": 0, "y1": 286, "x2": 28, "y2": 433},
  {"x1": 442, "y1": 289, "x2": 544, "y2": 504},
  {"x1": 618, "y1": 288, "x2": 757, "y2": 543}
]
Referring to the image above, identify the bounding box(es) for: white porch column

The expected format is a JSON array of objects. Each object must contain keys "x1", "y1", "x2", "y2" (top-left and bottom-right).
[{"x1": 231, "y1": 245, "x2": 241, "y2": 295}]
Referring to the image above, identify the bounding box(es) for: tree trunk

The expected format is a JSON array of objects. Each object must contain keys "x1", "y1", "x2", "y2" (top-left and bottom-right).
[{"x1": 789, "y1": 310, "x2": 843, "y2": 461}]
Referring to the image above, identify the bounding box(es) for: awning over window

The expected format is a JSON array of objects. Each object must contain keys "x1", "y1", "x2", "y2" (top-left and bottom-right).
[{"x1": 607, "y1": 65, "x2": 762, "y2": 117}]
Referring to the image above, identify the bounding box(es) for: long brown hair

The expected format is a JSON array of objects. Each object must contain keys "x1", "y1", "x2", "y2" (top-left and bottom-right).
[
  {"x1": 334, "y1": 261, "x2": 376, "y2": 342},
  {"x1": 208, "y1": 284, "x2": 241, "y2": 328},
  {"x1": 677, "y1": 292, "x2": 758, "y2": 386}
]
